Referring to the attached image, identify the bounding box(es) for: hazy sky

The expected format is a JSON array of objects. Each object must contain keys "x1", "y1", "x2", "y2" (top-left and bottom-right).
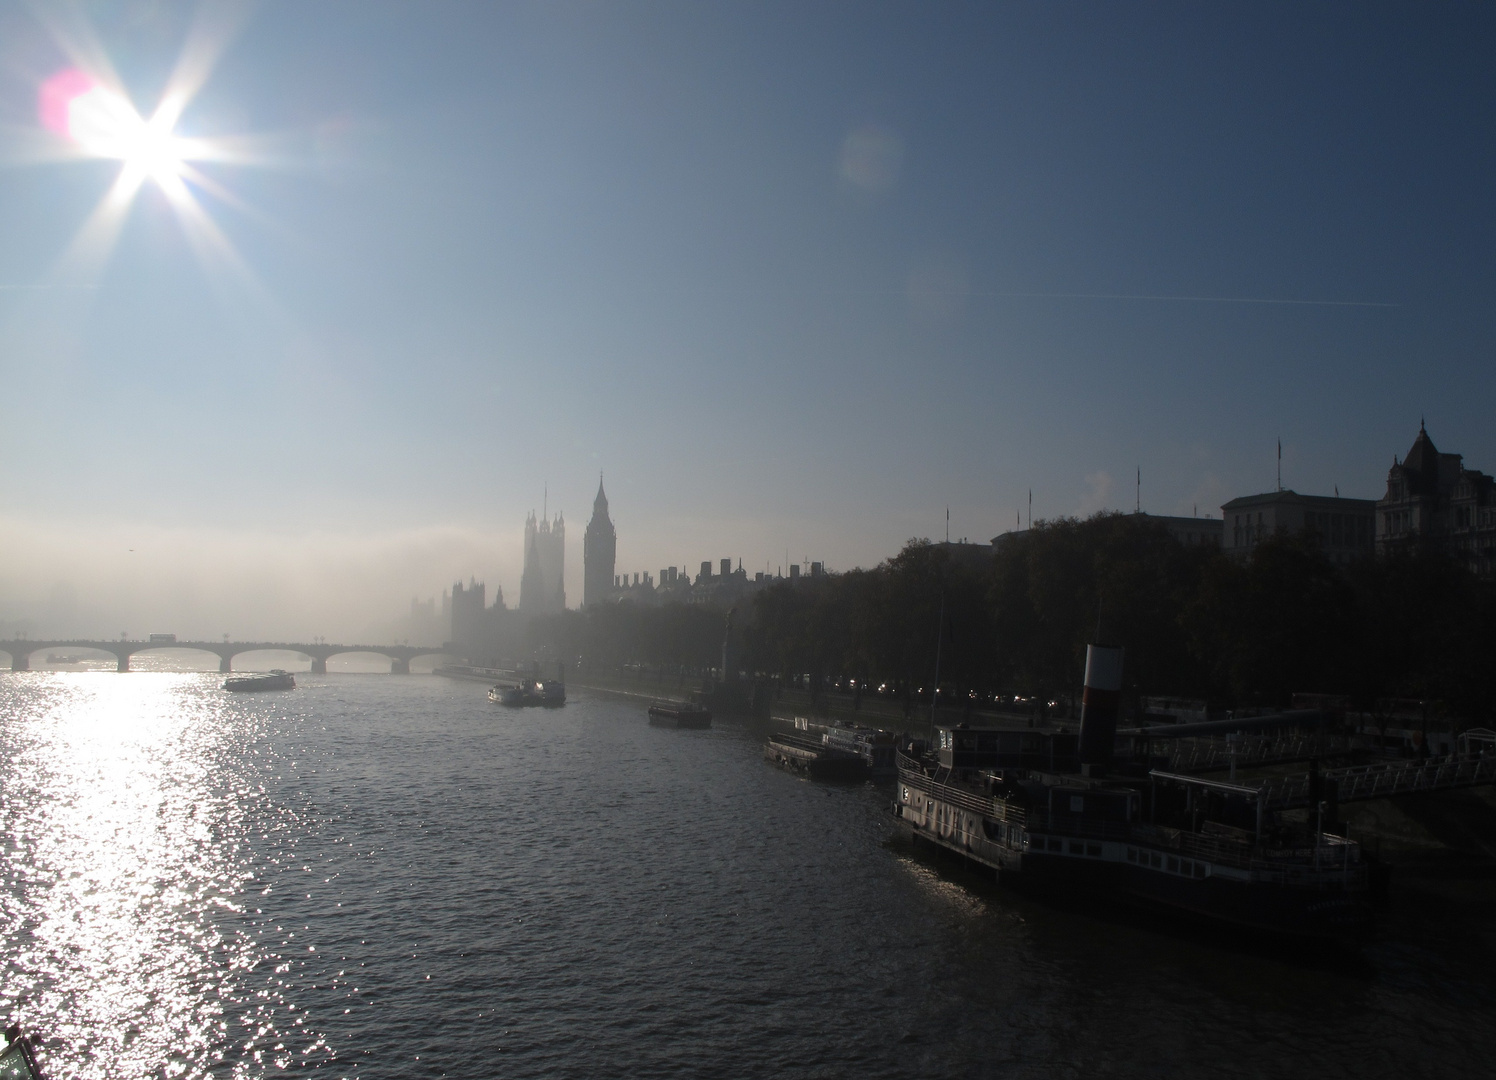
[{"x1": 1, "y1": 1, "x2": 1493, "y2": 641}]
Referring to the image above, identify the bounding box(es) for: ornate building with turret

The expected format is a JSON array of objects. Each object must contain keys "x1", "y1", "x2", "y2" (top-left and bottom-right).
[
  {"x1": 520, "y1": 510, "x2": 566, "y2": 614},
  {"x1": 583, "y1": 477, "x2": 617, "y2": 607},
  {"x1": 1377, "y1": 423, "x2": 1496, "y2": 576}
]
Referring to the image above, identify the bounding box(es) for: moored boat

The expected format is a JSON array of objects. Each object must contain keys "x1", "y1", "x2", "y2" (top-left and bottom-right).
[
  {"x1": 891, "y1": 645, "x2": 1372, "y2": 940},
  {"x1": 224, "y1": 669, "x2": 295, "y2": 692},
  {"x1": 796, "y1": 717, "x2": 897, "y2": 775},
  {"x1": 765, "y1": 730, "x2": 870, "y2": 781},
  {"x1": 647, "y1": 702, "x2": 712, "y2": 728}
]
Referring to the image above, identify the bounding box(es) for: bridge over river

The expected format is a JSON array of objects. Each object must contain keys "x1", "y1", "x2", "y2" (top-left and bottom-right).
[{"x1": 2, "y1": 639, "x2": 456, "y2": 674}]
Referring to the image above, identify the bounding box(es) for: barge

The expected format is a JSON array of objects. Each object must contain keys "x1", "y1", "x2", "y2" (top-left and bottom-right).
[
  {"x1": 765, "y1": 730, "x2": 869, "y2": 781},
  {"x1": 648, "y1": 702, "x2": 712, "y2": 728},
  {"x1": 893, "y1": 645, "x2": 1371, "y2": 940},
  {"x1": 805, "y1": 718, "x2": 897, "y2": 775}
]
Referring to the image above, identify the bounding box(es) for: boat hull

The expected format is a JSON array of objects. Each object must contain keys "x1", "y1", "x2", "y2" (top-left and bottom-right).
[
  {"x1": 765, "y1": 735, "x2": 869, "y2": 782},
  {"x1": 648, "y1": 705, "x2": 712, "y2": 728},
  {"x1": 224, "y1": 671, "x2": 295, "y2": 692},
  {"x1": 488, "y1": 681, "x2": 566, "y2": 708}
]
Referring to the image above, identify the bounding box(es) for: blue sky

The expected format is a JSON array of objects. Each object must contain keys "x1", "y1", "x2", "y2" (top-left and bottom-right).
[{"x1": 1, "y1": 1, "x2": 1492, "y2": 639}]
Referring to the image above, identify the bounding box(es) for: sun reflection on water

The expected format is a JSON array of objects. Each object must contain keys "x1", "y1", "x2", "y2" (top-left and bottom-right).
[{"x1": 0, "y1": 674, "x2": 310, "y2": 1078}]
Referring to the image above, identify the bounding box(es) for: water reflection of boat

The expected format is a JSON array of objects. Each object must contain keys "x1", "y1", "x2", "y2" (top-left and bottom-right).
[
  {"x1": 647, "y1": 702, "x2": 712, "y2": 728},
  {"x1": 224, "y1": 670, "x2": 296, "y2": 692}
]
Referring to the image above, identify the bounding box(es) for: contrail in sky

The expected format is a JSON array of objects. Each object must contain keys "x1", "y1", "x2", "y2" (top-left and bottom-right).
[{"x1": 977, "y1": 291, "x2": 1397, "y2": 308}]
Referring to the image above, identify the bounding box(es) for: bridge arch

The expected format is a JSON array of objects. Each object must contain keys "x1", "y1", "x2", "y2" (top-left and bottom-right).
[
  {"x1": 226, "y1": 649, "x2": 317, "y2": 674},
  {"x1": 322, "y1": 650, "x2": 402, "y2": 674},
  {"x1": 6, "y1": 643, "x2": 128, "y2": 671},
  {"x1": 124, "y1": 646, "x2": 230, "y2": 673}
]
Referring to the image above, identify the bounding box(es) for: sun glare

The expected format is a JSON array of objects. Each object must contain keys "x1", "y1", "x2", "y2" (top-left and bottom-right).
[
  {"x1": 40, "y1": 68, "x2": 192, "y2": 186},
  {"x1": 29, "y1": 3, "x2": 271, "y2": 307}
]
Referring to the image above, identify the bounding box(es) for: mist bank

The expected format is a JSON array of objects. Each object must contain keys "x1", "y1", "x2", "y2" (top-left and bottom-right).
[{"x1": 0, "y1": 515, "x2": 522, "y2": 644}]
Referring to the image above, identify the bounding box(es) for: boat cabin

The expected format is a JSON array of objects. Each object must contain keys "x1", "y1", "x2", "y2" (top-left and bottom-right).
[{"x1": 1035, "y1": 784, "x2": 1140, "y2": 827}]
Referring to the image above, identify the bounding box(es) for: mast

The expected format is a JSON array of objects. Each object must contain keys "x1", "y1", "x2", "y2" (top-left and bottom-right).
[{"x1": 929, "y1": 593, "x2": 945, "y2": 732}]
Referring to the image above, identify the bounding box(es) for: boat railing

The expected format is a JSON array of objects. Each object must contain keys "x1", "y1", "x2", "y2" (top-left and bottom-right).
[
  {"x1": 1262, "y1": 751, "x2": 1496, "y2": 808},
  {"x1": 896, "y1": 756, "x2": 1006, "y2": 819},
  {"x1": 1167, "y1": 732, "x2": 1355, "y2": 773}
]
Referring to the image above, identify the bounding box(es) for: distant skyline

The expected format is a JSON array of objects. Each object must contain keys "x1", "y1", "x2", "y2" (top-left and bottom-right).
[{"x1": 2, "y1": 2, "x2": 1493, "y2": 639}]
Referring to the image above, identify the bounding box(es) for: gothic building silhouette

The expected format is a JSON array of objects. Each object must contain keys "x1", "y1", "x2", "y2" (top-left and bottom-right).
[
  {"x1": 520, "y1": 508, "x2": 565, "y2": 614},
  {"x1": 583, "y1": 476, "x2": 616, "y2": 607}
]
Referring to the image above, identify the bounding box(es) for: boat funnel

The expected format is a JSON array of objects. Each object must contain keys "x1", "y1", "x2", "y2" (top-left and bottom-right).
[{"x1": 1077, "y1": 644, "x2": 1124, "y2": 773}]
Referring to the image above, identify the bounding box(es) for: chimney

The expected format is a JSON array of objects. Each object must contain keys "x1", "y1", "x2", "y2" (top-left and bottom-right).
[{"x1": 1077, "y1": 644, "x2": 1124, "y2": 775}]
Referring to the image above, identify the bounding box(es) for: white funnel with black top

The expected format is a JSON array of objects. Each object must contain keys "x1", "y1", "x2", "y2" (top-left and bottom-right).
[{"x1": 1077, "y1": 644, "x2": 1124, "y2": 772}]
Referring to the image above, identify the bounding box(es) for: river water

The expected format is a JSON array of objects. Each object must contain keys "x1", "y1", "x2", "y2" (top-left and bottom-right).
[{"x1": 0, "y1": 673, "x2": 1492, "y2": 1079}]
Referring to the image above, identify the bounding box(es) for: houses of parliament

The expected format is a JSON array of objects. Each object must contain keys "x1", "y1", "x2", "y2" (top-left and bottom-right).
[{"x1": 447, "y1": 478, "x2": 616, "y2": 659}]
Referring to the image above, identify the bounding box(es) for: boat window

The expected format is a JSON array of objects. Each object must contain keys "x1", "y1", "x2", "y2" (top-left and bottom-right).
[
  {"x1": 1069, "y1": 796, "x2": 1084, "y2": 813},
  {"x1": 1049, "y1": 838, "x2": 1063, "y2": 852},
  {"x1": 1068, "y1": 841, "x2": 1084, "y2": 855},
  {"x1": 1167, "y1": 856, "x2": 1179, "y2": 874},
  {"x1": 1150, "y1": 853, "x2": 1161, "y2": 869},
  {"x1": 1087, "y1": 843, "x2": 1101, "y2": 857},
  {"x1": 1193, "y1": 862, "x2": 1207, "y2": 879},
  {"x1": 1127, "y1": 848, "x2": 1137, "y2": 862}
]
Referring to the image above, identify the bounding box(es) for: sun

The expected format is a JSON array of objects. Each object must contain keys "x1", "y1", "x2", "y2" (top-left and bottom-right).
[
  {"x1": 40, "y1": 69, "x2": 194, "y2": 187},
  {"x1": 28, "y1": 3, "x2": 270, "y2": 303}
]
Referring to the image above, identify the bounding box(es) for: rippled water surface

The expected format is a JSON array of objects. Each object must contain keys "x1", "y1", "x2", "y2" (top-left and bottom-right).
[{"x1": 1, "y1": 674, "x2": 1493, "y2": 1078}]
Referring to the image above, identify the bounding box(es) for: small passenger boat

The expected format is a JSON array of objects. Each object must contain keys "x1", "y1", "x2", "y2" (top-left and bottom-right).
[
  {"x1": 489, "y1": 683, "x2": 526, "y2": 706},
  {"x1": 224, "y1": 669, "x2": 295, "y2": 692},
  {"x1": 489, "y1": 679, "x2": 566, "y2": 708},
  {"x1": 647, "y1": 702, "x2": 712, "y2": 728}
]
